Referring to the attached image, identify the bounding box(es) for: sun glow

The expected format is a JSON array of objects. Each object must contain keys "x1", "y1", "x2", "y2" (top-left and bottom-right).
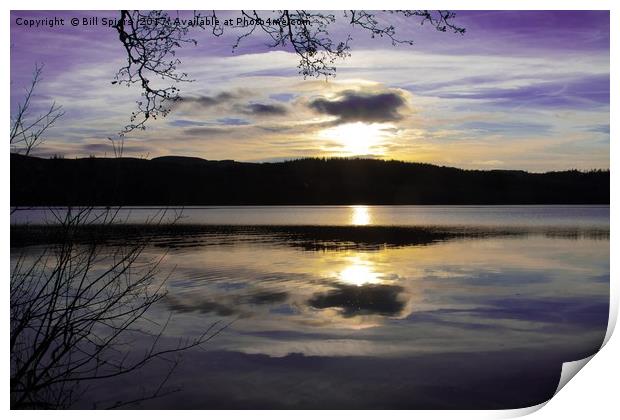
[
  {"x1": 320, "y1": 122, "x2": 392, "y2": 156},
  {"x1": 350, "y1": 205, "x2": 372, "y2": 226},
  {"x1": 339, "y1": 257, "x2": 381, "y2": 287}
]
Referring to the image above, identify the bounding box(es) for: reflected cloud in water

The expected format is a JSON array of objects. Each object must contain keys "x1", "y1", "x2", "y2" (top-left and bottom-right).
[
  {"x1": 127, "y1": 228, "x2": 608, "y2": 357},
  {"x1": 10, "y1": 212, "x2": 610, "y2": 409},
  {"x1": 309, "y1": 283, "x2": 407, "y2": 318}
]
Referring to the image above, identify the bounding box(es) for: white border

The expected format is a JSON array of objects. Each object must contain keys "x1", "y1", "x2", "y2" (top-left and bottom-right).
[{"x1": 4, "y1": 1, "x2": 617, "y2": 418}]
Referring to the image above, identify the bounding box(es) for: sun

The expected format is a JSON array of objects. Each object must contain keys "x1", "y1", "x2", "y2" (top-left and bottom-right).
[{"x1": 320, "y1": 122, "x2": 392, "y2": 156}]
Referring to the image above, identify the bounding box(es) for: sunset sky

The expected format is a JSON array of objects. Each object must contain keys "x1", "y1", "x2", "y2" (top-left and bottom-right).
[{"x1": 10, "y1": 10, "x2": 609, "y2": 171}]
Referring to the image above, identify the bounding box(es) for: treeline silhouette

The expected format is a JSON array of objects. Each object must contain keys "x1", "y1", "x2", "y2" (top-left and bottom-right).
[{"x1": 11, "y1": 154, "x2": 609, "y2": 205}]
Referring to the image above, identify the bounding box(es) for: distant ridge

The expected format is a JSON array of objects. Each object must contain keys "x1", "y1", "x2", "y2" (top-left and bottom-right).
[
  {"x1": 151, "y1": 156, "x2": 210, "y2": 164},
  {"x1": 11, "y1": 154, "x2": 609, "y2": 206}
]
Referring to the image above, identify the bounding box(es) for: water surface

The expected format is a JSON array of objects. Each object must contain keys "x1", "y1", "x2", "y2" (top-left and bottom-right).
[
  {"x1": 11, "y1": 205, "x2": 610, "y2": 228},
  {"x1": 10, "y1": 206, "x2": 609, "y2": 409}
]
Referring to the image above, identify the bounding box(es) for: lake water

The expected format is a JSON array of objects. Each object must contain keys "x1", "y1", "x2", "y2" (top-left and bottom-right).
[
  {"x1": 10, "y1": 206, "x2": 610, "y2": 409},
  {"x1": 10, "y1": 205, "x2": 611, "y2": 228}
]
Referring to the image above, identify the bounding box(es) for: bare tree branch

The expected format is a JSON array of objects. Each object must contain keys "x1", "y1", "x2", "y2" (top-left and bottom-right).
[
  {"x1": 112, "y1": 9, "x2": 465, "y2": 133},
  {"x1": 113, "y1": 11, "x2": 196, "y2": 134},
  {"x1": 10, "y1": 64, "x2": 64, "y2": 156},
  {"x1": 10, "y1": 208, "x2": 226, "y2": 409}
]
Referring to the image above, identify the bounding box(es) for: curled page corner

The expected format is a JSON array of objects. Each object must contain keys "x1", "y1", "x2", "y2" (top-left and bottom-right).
[
  {"x1": 554, "y1": 355, "x2": 595, "y2": 396},
  {"x1": 499, "y1": 401, "x2": 548, "y2": 418}
]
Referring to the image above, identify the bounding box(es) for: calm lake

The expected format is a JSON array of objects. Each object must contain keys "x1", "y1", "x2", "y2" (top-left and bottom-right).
[{"x1": 10, "y1": 206, "x2": 610, "y2": 409}]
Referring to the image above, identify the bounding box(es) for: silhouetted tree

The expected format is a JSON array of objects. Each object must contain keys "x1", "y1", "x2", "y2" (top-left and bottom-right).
[
  {"x1": 10, "y1": 64, "x2": 64, "y2": 156},
  {"x1": 10, "y1": 207, "x2": 229, "y2": 409},
  {"x1": 10, "y1": 66, "x2": 225, "y2": 409}
]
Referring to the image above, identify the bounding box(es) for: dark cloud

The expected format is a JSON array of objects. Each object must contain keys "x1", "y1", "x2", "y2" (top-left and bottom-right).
[
  {"x1": 308, "y1": 89, "x2": 407, "y2": 124},
  {"x1": 237, "y1": 103, "x2": 289, "y2": 116},
  {"x1": 244, "y1": 291, "x2": 289, "y2": 305},
  {"x1": 257, "y1": 125, "x2": 295, "y2": 133},
  {"x1": 176, "y1": 90, "x2": 288, "y2": 119},
  {"x1": 308, "y1": 283, "x2": 406, "y2": 317},
  {"x1": 166, "y1": 296, "x2": 237, "y2": 317},
  {"x1": 183, "y1": 127, "x2": 229, "y2": 137},
  {"x1": 178, "y1": 89, "x2": 253, "y2": 108},
  {"x1": 166, "y1": 288, "x2": 289, "y2": 316},
  {"x1": 180, "y1": 92, "x2": 236, "y2": 107}
]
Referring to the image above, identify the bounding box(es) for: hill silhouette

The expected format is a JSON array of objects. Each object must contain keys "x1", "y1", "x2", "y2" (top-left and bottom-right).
[{"x1": 11, "y1": 154, "x2": 609, "y2": 206}]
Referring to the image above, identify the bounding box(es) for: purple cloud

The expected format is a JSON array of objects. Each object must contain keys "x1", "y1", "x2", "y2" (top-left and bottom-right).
[{"x1": 431, "y1": 74, "x2": 609, "y2": 109}]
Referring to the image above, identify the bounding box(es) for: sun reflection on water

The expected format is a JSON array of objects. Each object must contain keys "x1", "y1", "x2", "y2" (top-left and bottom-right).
[
  {"x1": 338, "y1": 256, "x2": 381, "y2": 286},
  {"x1": 350, "y1": 205, "x2": 372, "y2": 226}
]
